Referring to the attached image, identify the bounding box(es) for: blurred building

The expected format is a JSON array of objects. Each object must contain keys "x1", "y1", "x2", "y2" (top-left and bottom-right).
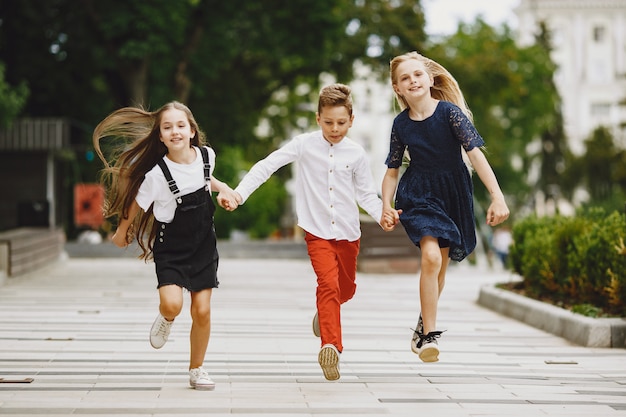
[
  {"x1": 0, "y1": 118, "x2": 70, "y2": 231},
  {"x1": 348, "y1": 62, "x2": 396, "y2": 193},
  {"x1": 516, "y1": 0, "x2": 626, "y2": 154}
]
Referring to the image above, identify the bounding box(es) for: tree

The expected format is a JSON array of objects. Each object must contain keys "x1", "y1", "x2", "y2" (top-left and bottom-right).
[
  {"x1": 534, "y1": 22, "x2": 571, "y2": 211},
  {"x1": 427, "y1": 20, "x2": 562, "y2": 213},
  {"x1": 584, "y1": 127, "x2": 616, "y2": 201},
  {"x1": 0, "y1": 0, "x2": 427, "y2": 153},
  {"x1": 0, "y1": 0, "x2": 428, "y2": 237}
]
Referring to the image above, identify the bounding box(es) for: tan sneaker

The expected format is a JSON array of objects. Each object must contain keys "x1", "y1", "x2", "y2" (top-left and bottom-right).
[
  {"x1": 318, "y1": 344, "x2": 340, "y2": 381},
  {"x1": 312, "y1": 312, "x2": 320, "y2": 337}
]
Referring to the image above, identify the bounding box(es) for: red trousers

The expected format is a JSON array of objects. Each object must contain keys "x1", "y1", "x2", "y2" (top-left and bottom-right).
[{"x1": 305, "y1": 232, "x2": 360, "y2": 353}]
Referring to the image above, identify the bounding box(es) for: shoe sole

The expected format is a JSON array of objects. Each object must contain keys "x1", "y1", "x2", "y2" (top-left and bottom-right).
[
  {"x1": 150, "y1": 339, "x2": 166, "y2": 349},
  {"x1": 318, "y1": 346, "x2": 340, "y2": 381},
  {"x1": 190, "y1": 382, "x2": 216, "y2": 391},
  {"x1": 418, "y1": 344, "x2": 439, "y2": 363}
]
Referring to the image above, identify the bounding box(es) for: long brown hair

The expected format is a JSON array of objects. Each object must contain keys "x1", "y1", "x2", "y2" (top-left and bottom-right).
[{"x1": 93, "y1": 101, "x2": 206, "y2": 259}]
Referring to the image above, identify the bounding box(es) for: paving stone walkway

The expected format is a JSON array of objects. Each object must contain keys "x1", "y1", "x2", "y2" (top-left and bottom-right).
[{"x1": 0, "y1": 253, "x2": 625, "y2": 416}]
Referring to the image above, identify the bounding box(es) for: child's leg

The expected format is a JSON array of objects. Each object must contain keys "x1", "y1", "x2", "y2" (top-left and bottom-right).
[
  {"x1": 336, "y1": 239, "x2": 360, "y2": 304},
  {"x1": 305, "y1": 233, "x2": 343, "y2": 352},
  {"x1": 418, "y1": 237, "x2": 449, "y2": 334},
  {"x1": 158, "y1": 284, "x2": 184, "y2": 320},
  {"x1": 189, "y1": 288, "x2": 212, "y2": 370}
]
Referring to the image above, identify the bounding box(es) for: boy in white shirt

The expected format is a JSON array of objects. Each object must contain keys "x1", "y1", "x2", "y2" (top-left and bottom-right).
[{"x1": 233, "y1": 83, "x2": 398, "y2": 380}]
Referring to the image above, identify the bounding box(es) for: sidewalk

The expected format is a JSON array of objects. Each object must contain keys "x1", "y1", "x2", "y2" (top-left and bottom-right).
[{"x1": 1, "y1": 249, "x2": 626, "y2": 416}]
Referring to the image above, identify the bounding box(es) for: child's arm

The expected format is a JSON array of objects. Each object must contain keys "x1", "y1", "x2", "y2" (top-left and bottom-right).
[
  {"x1": 111, "y1": 200, "x2": 141, "y2": 247},
  {"x1": 210, "y1": 175, "x2": 240, "y2": 211},
  {"x1": 234, "y1": 140, "x2": 298, "y2": 204},
  {"x1": 381, "y1": 167, "x2": 402, "y2": 230},
  {"x1": 467, "y1": 148, "x2": 509, "y2": 226}
]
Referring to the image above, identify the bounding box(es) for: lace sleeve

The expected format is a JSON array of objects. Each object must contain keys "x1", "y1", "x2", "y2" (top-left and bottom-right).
[
  {"x1": 384, "y1": 126, "x2": 405, "y2": 168},
  {"x1": 449, "y1": 105, "x2": 485, "y2": 151}
]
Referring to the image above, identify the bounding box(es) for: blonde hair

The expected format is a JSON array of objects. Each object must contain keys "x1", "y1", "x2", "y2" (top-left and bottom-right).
[
  {"x1": 318, "y1": 83, "x2": 353, "y2": 116},
  {"x1": 390, "y1": 51, "x2": 473, "y2": 122},
  {"x1": 93, "y1": 101, "x2": 206, "y2": 259},
  {"x1": 390, "y1": 52, "x2": 477, "y2": 170}
]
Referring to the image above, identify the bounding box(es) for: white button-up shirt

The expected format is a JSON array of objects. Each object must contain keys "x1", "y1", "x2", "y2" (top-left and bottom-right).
[{"x1": 235, "y1": 131, "x2": 383, "y2": 241}]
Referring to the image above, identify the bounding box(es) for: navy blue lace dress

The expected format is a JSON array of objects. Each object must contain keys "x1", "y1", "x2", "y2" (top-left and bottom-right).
[{"x1": 385, "y1": 101, "x2": 485, "y2": 262}]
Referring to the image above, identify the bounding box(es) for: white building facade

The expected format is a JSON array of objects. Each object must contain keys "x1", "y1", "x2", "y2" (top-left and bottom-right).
[{"x1": 516, "y1": 0, "x2": 626, "y2": 154}]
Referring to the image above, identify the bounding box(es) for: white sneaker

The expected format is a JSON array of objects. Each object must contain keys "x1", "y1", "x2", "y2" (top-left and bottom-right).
[
  {"x1": 410, "y1": 313, "x2": 424, "y2": 355},
  {"x1": 149, "y1": 314, "x2": 173, "y2": 349},
  {"x1": 189, "y1": 367, "x2": 216, "y2": 390},
  {"x1": 318, "y1": 344, "x2": 340, "y2": 381}
]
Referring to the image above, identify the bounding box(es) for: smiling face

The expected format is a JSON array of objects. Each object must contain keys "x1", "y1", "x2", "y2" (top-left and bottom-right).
[
  {"x1": 392, "y1": 58, "x2": 433, "y2": 103},
  {"x1": 316, "y1": 105, "x2": 354, "y2": 145},
  {"x1": 159, "y1": 108, "x2": 196, "y2": 152}
]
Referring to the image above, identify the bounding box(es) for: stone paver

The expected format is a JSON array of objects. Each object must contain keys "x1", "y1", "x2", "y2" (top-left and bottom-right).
[{"x1": 0, "y1": 251, "x2": 625, "y2": 416}]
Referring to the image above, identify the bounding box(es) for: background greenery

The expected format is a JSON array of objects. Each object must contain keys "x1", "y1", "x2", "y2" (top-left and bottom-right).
[
  {"x1": 1, "y1": 0, "x2": 625, "y2": 239},
  {"x1": 508, "y1": 208, "x2": 626, "y2": 317}
]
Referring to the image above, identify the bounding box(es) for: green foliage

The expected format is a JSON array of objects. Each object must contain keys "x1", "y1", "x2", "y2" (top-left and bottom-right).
[
  {"x1": 571, "y1": 304, "x2": 602, "y2": 318},
  {"x1": 0, "y1": 63, "x2": 28, "y2": 128},
  {"x1": 510, "y1": 209, "x2": 626, "y2": 316},
  {"x1": 0, "y1": 0, "x2": 427, "y2": 159},
  {"x1": 212, "y1": 146, "x2": 288, "y2": 239}
]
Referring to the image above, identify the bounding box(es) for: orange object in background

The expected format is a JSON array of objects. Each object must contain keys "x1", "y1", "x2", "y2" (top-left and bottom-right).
[{"x1": 74, "y1": 183, "x2": 105, "y2": 229}]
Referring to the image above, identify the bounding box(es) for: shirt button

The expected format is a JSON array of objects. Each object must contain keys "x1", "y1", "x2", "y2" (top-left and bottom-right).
[{"x1": 329, "y1": 169, "x2": 333, "y2": 173}]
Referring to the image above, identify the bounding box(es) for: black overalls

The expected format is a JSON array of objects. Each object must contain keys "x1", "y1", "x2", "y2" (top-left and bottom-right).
[{"x1": 152, "y1": 146, "x2": 219, "y2": 291}]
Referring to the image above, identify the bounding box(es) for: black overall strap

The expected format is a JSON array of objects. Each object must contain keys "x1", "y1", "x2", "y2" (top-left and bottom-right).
[
  {"x1": 156, "y1": 158, "x2": 180, "y2": 196},
  {"x1": 200, "y1": 146, "x2": 211, "y2": 184}
]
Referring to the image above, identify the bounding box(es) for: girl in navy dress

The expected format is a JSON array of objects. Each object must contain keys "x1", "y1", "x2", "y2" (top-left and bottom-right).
[
  {"x1": 381, "y1": 52, "x2": 510, "y2": 362},
  {"x1": 93, "y1": 101, "x2": 239, "y2": 390}
]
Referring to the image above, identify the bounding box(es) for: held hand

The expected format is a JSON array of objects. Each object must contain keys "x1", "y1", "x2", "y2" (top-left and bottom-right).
[
  {"x1": 486, "y1": 198, "x2": 510, "y2": 226},
  {"x1": 111, "y1": 229, "x2": 130, "y2": 248},
  {"x1": 217, "y1": 194, "x2": 237, "y2": 211},
  {"x1": 217, "y1": 189, "x2": 241, "y2": 212},
  {"x1": 381, "y1": 208, "x2": 402, "y2": 231}
]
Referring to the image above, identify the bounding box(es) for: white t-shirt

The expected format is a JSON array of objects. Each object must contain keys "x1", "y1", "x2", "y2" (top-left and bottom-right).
[
  {"x1": 235, "y1": 131, "x2": 383, "y2": 241},
  {"x1": 136, "y1": 146, "x2": 215, "y2": 223}
]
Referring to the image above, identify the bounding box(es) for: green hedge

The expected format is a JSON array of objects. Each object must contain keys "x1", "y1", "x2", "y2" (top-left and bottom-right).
[{"x1": 509, "y1": 208, "x2": 626, "y2": 316}]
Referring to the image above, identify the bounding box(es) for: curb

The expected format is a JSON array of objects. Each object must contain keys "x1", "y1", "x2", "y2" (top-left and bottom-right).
[{"x1": 477, "y1": 284, "x2": 626, "y2": 348}]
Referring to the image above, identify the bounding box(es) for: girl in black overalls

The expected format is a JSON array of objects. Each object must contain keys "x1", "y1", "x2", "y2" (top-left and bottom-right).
[{"x1": 93, "y1": 101, "x2": 240, "y2": 390}]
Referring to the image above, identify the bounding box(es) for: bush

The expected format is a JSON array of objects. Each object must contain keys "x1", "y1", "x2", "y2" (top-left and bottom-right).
[{"x1": 509, "y1": 208, "x2": 626, "y2": 316}]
